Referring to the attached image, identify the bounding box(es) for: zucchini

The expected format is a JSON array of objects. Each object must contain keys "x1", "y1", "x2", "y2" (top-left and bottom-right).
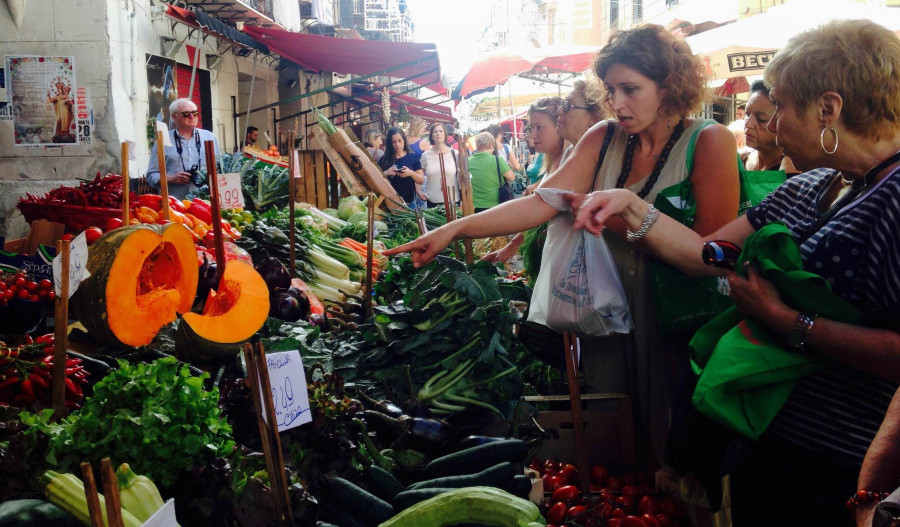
[
  {"x1": 377, "y1": 487, "x2": 543, "y2": 527},
  {"x1": 327, "y1": 476, "x2": 394, "y2": 527},
  {"x1": 0, "y1": 499, "x2": 80, "y2": 527},
  {"x1": 392, "y1": 488, "x2": 456, "y2": 512},
  {"x1": 365, "y1": 465, "x2": 407, "y2": 502},
  {"x1": 423, "y1": 439, "x2": 528, "y2": 479},
  {"x1": 408, "y1": 462, "x2": 515, "y2": 491}
]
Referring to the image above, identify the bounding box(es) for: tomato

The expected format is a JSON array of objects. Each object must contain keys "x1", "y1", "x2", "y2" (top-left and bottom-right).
[
  {"x1": 84, "y1": 227, "x2": 103, "y2": 245},
  {"x1": 28, "y1": 294, "x2": 40, "y2": 302},
  {"x1": 17, "y1": 288, "x2": 30, "y2": 299},
  {"x1": 566, "y1": 505, "x2": 588, "y2": 522},
  {"x1": 542, "y1": 474, "x2": 562, "y2": 493},
  {"x1": 527, "y1": 463, "x2": 543, "y2": 475},
  {"x1": 608, "y1": 520, "x2": 622, "y2": 527},
  {"x1": 637, "y1": 495, "x2": 659, "y2": 516},
  {"x1": 606, "y1": 475, "x2": 622, "y2": 491},
  {"x1": 658, "y1": 498, "x2": 682, "y2": 519},
  {"x1": 641, "y1": 514, "x2": 661, "y2": 527},
  {"x1": 595, "y1": 502, "x2": 614, "y2": 519},
  {"x1": 546, "y1": 501, "x2": 567, "y2": 524},
  {"x1": 39, "y1": 279, "x2": 52, "y2": 290},
  {"x1": 25, "y1": 281, "x2": 38, "y2": 292},
  {"x1": 590, "y1": 464, "x2": 609, "y2": 485},
  {"x1": 551, "y1": 485, "x2": 579, "y2": 503},
  {"x1": 616, "y1": 495, "x2": 635, "y2": 514},
  {"x1": 620, "y1": 516, "x2": 649, "y2": 527},
  {"x1": 60, "y1": 234, "x2": 74, "y2": 241},
  {"x1": 622, "y1": 484, "x2": 642, "y2": 500},
  {"x1": 610, "y1": 508, "x2": 626, "y2": 519},
  {"x1": 105, "y1": 217, "x2": 124, "y2": 231},
  {"x1": 559, "y1": 464, "x2": 578, "y2": 484},
  {"x1": 655, "y1": 514, "x2": 673, "y2": 527}
]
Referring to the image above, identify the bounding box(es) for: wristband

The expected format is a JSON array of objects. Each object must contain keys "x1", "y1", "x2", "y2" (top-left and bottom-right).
[
  {"x1": 625, "y1": 204, "x2": 660, "y2": 243},
  {"x1": 787, "y1": 312, "x2": 817, "y2": 353},
  {"x1": 846, "y1": 490, "x2": 891, "y2": 510}
]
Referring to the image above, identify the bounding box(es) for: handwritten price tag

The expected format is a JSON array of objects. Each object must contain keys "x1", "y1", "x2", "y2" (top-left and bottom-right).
[
  {"x1": 52, "y1": 232, "x2": 91, "y2": 298},
  {"x1": 140, "y1": 498, "x2": 176, "y2": 527},
  {"x1": 216, "y1": 172, "x2": 245, "y2": 210},
  {"x1": 262, "y1": 350, "x2": 312, "y2": 432}
]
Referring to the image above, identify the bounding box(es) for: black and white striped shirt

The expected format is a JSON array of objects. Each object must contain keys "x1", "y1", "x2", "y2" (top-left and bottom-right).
[{"x1": 745, "y1": 166, "x2": 900, "y2": 466}]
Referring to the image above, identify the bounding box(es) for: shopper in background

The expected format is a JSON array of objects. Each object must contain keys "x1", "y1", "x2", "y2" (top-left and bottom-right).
[
  {"x1": 523, "y1": 125, "x2": 542, "y2": 188},
  {"x1": 467, "y1": 132, "x2": 514, "y2": 213},
  {"x1": 147, "y1": 98, "x2": 220, "y2": 200},
  {"x1": 735, "y1": 103, "x2": 746, "y2": 121},
  {"x1": 487, "y1": 124, "x2": 522, "y2": 172},
  {"x1": 244, "y1": 126, "x2": 258, "y2": 148},
  {"x1": 444, "y1": 123, "x2": 459, "y2": 151},
  {"x1": 742, "y1": 79, "x2": 798, "y2": 175},
  {"x1": 363, "y1": 128, "x2": 384, "y2": 162},
  {"x1": 378, "y1": 127, "x2": 424, "y2": 206},
  {"x1": 406, "y1": 116, "x2": 430, "y2": 156},
  {"x1": 568, "y1": 19, "x2": 900, "y2": 526},
  {"x1": 421, "y1": 123, "x2": 460, "y2": 208}
]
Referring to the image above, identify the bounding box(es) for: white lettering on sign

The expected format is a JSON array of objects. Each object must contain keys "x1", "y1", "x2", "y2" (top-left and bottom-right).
[
  {"x1": 52, "y1": 232, "x2": 91, "y2": 298},
  {"x1": 727, "y1": 51, "x2": 777, "y2": 72},
  {"x1": 216, "y1": 172, "x2": 245, "y2": 210},
  {"x1": 262, "y1": 350, "x2": 312, "y2": 432}
]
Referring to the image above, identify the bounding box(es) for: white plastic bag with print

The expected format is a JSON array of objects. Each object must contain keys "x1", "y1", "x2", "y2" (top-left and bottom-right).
[{"x1": 527, "y1": 188, "x2": 633, "y2": 336}]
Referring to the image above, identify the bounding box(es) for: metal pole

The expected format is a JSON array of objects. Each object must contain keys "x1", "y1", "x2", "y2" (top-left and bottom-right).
[
  {"x1": 188, "y1": 29, "x2": 203, "y2": 100},
  {"x1": 241, "y1": 55, "x2": 259, "y2": 154}
]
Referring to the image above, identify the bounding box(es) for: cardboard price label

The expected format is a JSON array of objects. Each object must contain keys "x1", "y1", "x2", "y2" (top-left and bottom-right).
[
  {"x1": 52, "y1": 232, "x2": 91, "y2": 298},
  {"x1": 216, "y1": 172, "x2": 245, "y2": 209},
  {"x1": 260, "y1": 350, "x2": 312, "y2": 432}
]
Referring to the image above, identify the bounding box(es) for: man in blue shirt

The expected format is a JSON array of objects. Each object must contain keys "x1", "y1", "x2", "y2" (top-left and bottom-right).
[{"x1": 147, "y1": 98, "x2": 220, "y2": 199}]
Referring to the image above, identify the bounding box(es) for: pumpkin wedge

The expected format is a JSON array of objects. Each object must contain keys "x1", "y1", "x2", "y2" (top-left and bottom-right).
[
  {"x1": 178, "y1": 260, "x2": 268, "y2": 362},
  {"x1": 73, "y1": 224, "x2": 198, "y2": 347}
]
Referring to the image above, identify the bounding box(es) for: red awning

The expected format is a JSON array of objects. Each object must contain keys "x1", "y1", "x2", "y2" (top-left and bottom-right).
[
  {"x1": 452, "y1": 46, "x2": 599, "y2": 100},
  {"x1": 242, "y1": 26, "x2": 445, "y2": 94},
  {"x1": 353, "y1": 89, "x2": 453, "y2": 125},
  {"x1": 166, "y1": 5, "x2": 269, "y2": 53}
]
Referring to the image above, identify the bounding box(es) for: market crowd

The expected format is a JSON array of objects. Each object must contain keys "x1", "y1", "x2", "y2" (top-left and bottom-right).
[{"x1": 384, "y1": 18, "x2": 900, "y2": 527}]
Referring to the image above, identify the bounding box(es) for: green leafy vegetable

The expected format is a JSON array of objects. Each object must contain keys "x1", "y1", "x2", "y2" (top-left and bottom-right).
[{"x1": 21, "y1": 357, "x2": 235, "y2": 487}]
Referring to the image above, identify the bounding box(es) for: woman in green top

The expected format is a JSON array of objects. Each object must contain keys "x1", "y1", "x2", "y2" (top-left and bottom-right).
[{"x1": 468, "y1": 132, "x2": 515, "y2": 212}]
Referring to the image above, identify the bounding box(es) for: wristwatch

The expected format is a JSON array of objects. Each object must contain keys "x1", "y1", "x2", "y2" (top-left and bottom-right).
[{"x1": 788, "y1": 312, "x2": 817, "y2": 353}]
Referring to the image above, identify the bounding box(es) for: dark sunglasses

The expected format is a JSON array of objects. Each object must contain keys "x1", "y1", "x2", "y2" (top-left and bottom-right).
[
  {"x1": 561, "y1": 101, "x2": 592, "y2": 114},
  {"x1": 178, "y1": 111, "x2": 199, "y2": 118},
  {"x1": 702, "y1": 240, "x2": 742, "y2": 271}
]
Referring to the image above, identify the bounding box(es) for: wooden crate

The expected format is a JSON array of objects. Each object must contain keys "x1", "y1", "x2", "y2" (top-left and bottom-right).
[
  {"x1": 527, "y1": 393, "x2": 637, "y2": 467},
  {"x1": 295, "y1": 150, "x2": 348, "y2": 210}
]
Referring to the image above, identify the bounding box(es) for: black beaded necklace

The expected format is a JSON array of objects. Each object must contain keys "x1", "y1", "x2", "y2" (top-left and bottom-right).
[{"x1": 615, "y1": 119, "x2": 686, "y2": 199}]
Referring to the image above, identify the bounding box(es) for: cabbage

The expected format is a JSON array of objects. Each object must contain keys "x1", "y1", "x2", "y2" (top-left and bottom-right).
[
  {"x1": 348, "y1": 211, "x2": 369, "y2": 224},
  {"x1": 337, "y1": 196, "x2": 366, "y2": 220}
]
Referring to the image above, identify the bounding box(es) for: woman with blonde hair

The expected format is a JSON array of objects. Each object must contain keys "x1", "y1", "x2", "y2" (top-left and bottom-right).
[
  {"x1": 568, "y1": 19, "x2": 900, "y2": 525},
  {"x1": 406, "y1": 116, "x2": 430, "y2": 156}
]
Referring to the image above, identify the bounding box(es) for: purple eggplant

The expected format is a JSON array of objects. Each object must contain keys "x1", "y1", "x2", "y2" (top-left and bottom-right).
[
  {"x1": 363, "y1": 410, "x2": 452, "y2": 446},
  {"x1": 196, "y1": 255, "x2": 218, "y2": 305},
  {"x1": 255, "y1": 254, "x2": 291, "y2": 293}
]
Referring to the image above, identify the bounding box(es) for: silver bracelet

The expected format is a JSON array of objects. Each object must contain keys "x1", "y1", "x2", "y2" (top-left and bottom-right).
[
  {"x1": 788, "y1": 312, "x2": 817, "y2": 353},
  {"x1": 625, "y1": 204, "x2": 660, "y2": 243}
]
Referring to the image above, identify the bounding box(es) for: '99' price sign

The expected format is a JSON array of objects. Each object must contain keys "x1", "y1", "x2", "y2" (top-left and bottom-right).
[{"x1": 217, "y1": 173, "x2": 245, "y2": 210}]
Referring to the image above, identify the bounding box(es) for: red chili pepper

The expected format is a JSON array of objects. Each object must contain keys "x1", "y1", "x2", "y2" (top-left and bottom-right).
[
  {"x1": 64, "y1": 377, "x2": 82, "y2": 397},
  {"x1": 31, "y1": 366, "x2": 51, "y2": 379},
  {"x1": 23, "y1": 335, "x2": 33, "y2": 345},
  {"x1": 0, "y1": 376, "x2": 20, "y2": 391},
  {"x1": 65, "y1": 358, "x2": 81, "y2": 367},
  {"x1": 20, "y1": 379, "x2": 35, "y2": 402},
  {"x1": 35, "y1": 334, "x2": 54, "y2": 344},
  {"x1": 29, "y1": 372, "x2": 49, "y2": 390},
  {"x1": 65, "y1": 366, "x2": 84, "y2": 375}
]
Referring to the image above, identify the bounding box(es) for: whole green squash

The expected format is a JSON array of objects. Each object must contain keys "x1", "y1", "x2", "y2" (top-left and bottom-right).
[{"x1": 0, "y1": 499, "x2": 80, "y2": 527}]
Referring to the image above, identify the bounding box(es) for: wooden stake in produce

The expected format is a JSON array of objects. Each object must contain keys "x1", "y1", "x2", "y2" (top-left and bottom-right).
[
  {"x1": 242, "y1": 343, "x2": 293, "y2": 527},
  {"x1": 365, "y1": 194, "x2": 375, "y2": 320},
  {"x1": 287, "y1": 131, "x2": 297, "y2": 278},
  {"x1": 80, "y1": 463, "x2": 104, "y2": 527},
  {"x1": 121, "y1": 142, "x2": 130, "y2": 224},
  {"x1": 204, "y1": 141, "x2": 227, "y2": 285},
  {"x1": 155, "y1": 130, "x2": 171, "y2": 221},
  {"x1": 454, "y1": 134, "x2": 475, "y2": 265},
  {"x1": 100, "y1": 458, "x2": 125, "y2": 527},
  {"x1": 562, "y1": 332, "x2": 592, "y2": 496},
  {"x1": 51, "y1": 240, "x2": 70, "y2": 420}
]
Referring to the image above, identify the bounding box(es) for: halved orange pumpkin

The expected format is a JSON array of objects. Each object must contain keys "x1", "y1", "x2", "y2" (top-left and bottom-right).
[
  {"x1": 178, "y1": 260, "x2": 268, "y2": 362},
  {"x1": 73, "y1": 224, "x2": 198, "y2": 347}
]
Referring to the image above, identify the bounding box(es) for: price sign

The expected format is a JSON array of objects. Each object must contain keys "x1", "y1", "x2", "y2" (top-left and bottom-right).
[
  {"x1": 155, "y1": 121, "x2": 172, "y2": 147},
  {"x1": 216, "y1": 172, "x2": 245, "y2": 210},
  {"x1": 126, "y1": 140, "x2": 136, "y2": 160},
  {"x1": 260, "y1": 350, "x2": 312, "y2": 432},
  {"x1": 52, "y1": 232, "x2": 90, "y2": 297},
  {"x1": 140, "y1": 499, "x2": 176, "y2": 527}
]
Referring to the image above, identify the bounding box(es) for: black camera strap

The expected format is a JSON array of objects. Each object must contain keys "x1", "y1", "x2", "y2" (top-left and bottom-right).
[{"x1": 173, "y1": 129, "x2": 201, "y2": 172}]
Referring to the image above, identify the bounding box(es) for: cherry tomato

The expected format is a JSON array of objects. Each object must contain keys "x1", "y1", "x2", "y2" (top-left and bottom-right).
[
  {"x1": 25, "y1": 281, "x2": 37, "y2": 292},
  {"x1": 543, "y1": 474, "x2": 562, "y2": 493},
  {"x1": 546, "y1": 501, "x2": 567, "y2": 524},
  {"x1": 105, "y1": 217, "x2": 124, "y2": 231},
  {"x1": 608, "y1": 520, "x2": 622, "y2": 527},
  {"x1": 17, "y1": 288, "x2": 30, "y2": 299},
  {"x1": 559, "y1": 464, "x2": 578, "y2": 484},
  {"x1": 655, "y1": 513, "x2": 674, "y2": 527},
  {"x1": 61, "y1": 234, "x2": 74, "y2": 241},
  {"x1": 658, "y1": 498, "x2": 682, "y2": 519},
  {"x1": 617, "y1": 495, "x2": 635, "y2": 514},
  {"x1": 0, "y1": 282, "x2": 6, "y2": 291},
  {"x1": 621, "y1": 516, "x2": 649, "y2": 527},
  {"x1": 47, "y1": 291, "x2": 56, "y2": 301},
  {"x1": 590, "y1": 464, "x2": 609, "y2": 485},
  {"x1": 14, "y1": 277, "x2": 26, "y2": 287},
  {"x1": 28, "y1": 294, "x2": 40, "y2": 302},
  {"x1": 641, "y1": 514, "x2": 661, "y2": 527},
  {"x1": 606, "y1": 475, "x2": 622, "y2": 491},
  {"x1": 551, "y1": 485, "x2": 579, "y2": 503},
  {"x1": 84, "y1": 227, "x2": 104, "y2": 245},
  {"x1": 566, "y1": 505, "x2": 588, "y2": 522},
  {"x1": 39, "y1": 279, "x2": 52, "y2": 290},
  {"x1": 637, "y1": 495, "x2": 659, "y2": 516},
  {"x1": 622, "y1": 484, "x2": 643, "y2": 500}
]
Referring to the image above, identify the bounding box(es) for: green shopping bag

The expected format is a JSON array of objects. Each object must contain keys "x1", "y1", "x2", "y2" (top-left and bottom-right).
[
  {"x1": 650, "y1": 126, "x2": 786, "y2": 334},
  {"x1": 689, "y1": 223, "x2": 865, "y2": 439}
]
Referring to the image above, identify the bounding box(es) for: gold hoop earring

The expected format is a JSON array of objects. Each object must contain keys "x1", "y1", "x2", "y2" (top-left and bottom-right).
[{"x1": 820, "y1": 127, "x2": 838, "y2": 155}]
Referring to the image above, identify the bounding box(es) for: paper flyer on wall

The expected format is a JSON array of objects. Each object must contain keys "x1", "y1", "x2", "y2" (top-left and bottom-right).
[
  {"x1": 0, "y1": 67, "x2": 10, "y2": 121},
  {"x1": 5, "y1": 56, "x2": 77, "y2": 145},
  {"x1": 75, "y1": 86, "x2": 92, "y2": 144}
]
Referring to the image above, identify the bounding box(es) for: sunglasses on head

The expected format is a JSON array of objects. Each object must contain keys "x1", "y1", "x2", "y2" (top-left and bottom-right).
[
  {"x1": 179, "y1": 111, "x2": 199, "y2": 118},
  {"x1": 561, "y1": 101, "x2": 592, "y2": 114}
]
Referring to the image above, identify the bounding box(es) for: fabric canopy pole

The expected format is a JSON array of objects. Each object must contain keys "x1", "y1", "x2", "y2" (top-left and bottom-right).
[{"x1": 242, "y1": 55, "x2": 259, "y2": 150}]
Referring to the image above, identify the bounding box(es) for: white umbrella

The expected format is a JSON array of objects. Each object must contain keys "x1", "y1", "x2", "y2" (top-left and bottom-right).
[{"x1": 687, "y1": 0, "x2": 900, "y2": 81}]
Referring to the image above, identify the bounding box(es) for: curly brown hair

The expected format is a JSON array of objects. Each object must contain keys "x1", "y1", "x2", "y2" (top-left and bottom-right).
[
  {"x1": 764, "y1": 19, "x2": 900, "y2": 140},
  {"x1": 593, "y1": 24, "x2": 708, "y2": 116}
]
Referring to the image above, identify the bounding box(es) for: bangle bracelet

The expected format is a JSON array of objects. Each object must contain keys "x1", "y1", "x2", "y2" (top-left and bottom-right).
[
  {"x1": 846, "y1": 490, "x2": 891, "y2": 510},
  {"x1": 625, "y1": 204, "x2": 660, "y2": 243},
  {"x1": 787, "y1": 312, "x2": 817, "y2": 353}
]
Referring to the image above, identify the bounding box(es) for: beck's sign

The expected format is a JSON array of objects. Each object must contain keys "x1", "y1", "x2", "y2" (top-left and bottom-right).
[{"x1": 727, "y1": 50, "x2": 777, "y2": 73}]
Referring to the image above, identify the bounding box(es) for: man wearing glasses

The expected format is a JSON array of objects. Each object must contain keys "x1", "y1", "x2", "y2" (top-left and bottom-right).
[{"x1": 147, "y1": 98, "x2": 220, "y2": 199}]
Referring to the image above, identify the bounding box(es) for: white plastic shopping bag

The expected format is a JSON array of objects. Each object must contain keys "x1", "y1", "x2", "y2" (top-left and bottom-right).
[{"x1": 527, "y1": 189, "x2": 633, "y2": 336}]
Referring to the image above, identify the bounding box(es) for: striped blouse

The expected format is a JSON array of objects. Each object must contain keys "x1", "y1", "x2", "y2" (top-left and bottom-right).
[{"x1": 745, "y1": 165, "x2": 900, "y2": 466}]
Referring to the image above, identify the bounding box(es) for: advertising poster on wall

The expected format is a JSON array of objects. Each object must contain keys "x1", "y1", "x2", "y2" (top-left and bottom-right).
[
  {"x1": 75, "y1": 86, "x2": 92, "y2": 144},
  {"x1": 147, "y1": 54, "x2": 179, "y2": 128},
  {"x1": 6, "y1": 56, "x2": 77, "y2": 145},
  {"x1": 0, "y1": 67, "x2": 11, "y2": 121}
]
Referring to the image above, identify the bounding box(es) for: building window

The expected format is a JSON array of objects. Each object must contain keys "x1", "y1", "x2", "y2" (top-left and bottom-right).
[
  {"x1": 610, "y1": 0, "x2": 619, "y2": 29},
  {"x1": 633, "y1": 0, "x2": 642, "y2": 22}
]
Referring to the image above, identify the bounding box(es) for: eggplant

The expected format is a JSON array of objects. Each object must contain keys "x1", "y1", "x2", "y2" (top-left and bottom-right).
[
  {"x1": 271, "y1": 293, "x2": 303, "y2": 322},
  {"x1": 195, "y1": 255, "x2": 218, "y2": 305},
  {"x1": 458, "y1": 435, "x2": 507, "y2": 449},
  {"x1": 363, "y1": 410, "x2": 452, "y2": 446},
  {"x1": 357, "y1": 391, "x2": 404, "y2": 418},
  {"x1": 255, "y1": 254, "x2": 291, "y2": 293}
]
